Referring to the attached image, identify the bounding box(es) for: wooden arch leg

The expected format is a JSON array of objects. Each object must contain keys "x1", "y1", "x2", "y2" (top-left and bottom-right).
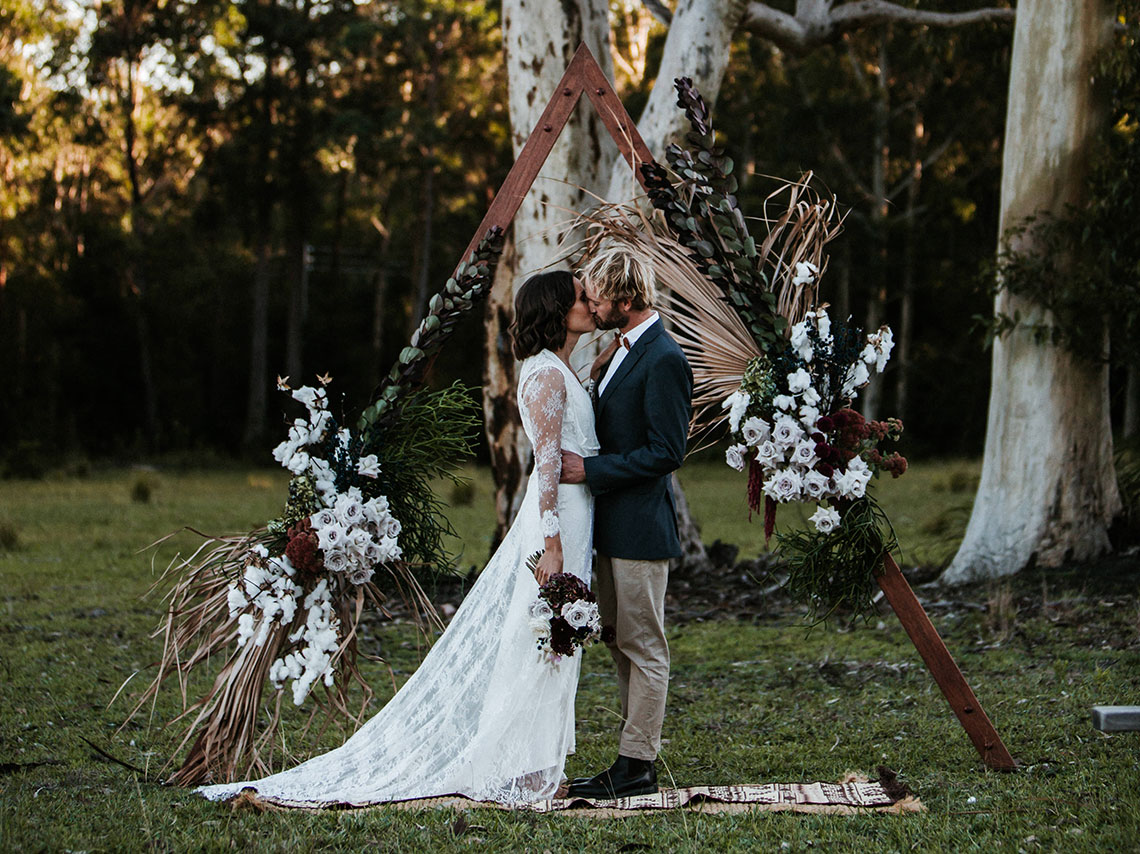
[{"x1": 877, "y1": 554, "x2": 1017, "y2": 770}]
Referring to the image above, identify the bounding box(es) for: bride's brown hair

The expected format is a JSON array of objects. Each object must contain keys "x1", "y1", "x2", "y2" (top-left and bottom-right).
[{"x1": 510, "y1": 271, "x2": 576, "y2": 359}]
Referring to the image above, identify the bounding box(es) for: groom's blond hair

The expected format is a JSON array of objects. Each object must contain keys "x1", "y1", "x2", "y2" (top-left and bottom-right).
[{"x1": 580, "y1": 242, "x2": 657, "y2": 311}]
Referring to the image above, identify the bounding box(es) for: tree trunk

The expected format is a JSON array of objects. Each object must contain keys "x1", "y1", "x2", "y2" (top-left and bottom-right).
[
  {"x1": 861, "y1": 31, "x2": 890, "y2": 423},
  {"x1": 489, "y1": 0, "x2": 617, "y2": 545},
  {"x1": 604, "y1": 0, "x2": 744, "y2": 201},
  {"x1": 1125, "y1": 365, "x2": 1140, "y2": 441},
  {"x1": 410, "y1": 43, "x2": 441, "y2": 334},
  {"x1": 942, "y1": 0, "x2": 1120, "y2": 583},
  {"x1": 896, "y1": 106, "x2": 923, "y2": 422},
  {"x1": 243, "y1": 232, "x2": 272, "y2": 448}
]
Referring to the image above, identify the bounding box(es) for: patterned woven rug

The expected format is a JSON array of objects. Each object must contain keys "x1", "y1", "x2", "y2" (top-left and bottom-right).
[{"x1": 233, "y1": 780, "x2": 924, "y2": 816}]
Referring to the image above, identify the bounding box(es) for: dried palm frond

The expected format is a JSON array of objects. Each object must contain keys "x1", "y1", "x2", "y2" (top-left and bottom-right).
[
  {"x1": 750, "y1": 171, "x2": 846, "y2": 326},
  {"x1": 561, "y1": 203, "x2": 761, "y2": 447},
  {"x1": 124, "y1": 528, "x2": 440, "y2": 786}
]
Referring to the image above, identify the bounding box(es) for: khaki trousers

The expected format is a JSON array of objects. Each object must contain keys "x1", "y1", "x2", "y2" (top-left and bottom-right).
[{"x1": 594, "y1": 553, "x2": 670, "y2": 761}]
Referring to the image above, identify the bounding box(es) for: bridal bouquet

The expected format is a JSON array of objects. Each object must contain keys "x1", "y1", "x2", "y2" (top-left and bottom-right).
[{"x1": 527, "y1": 565, "x2": 603, "y2": 665}]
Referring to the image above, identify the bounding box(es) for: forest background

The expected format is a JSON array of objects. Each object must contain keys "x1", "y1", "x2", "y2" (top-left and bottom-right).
[{"x1": 0, "y1": 0, "x2": 1133, "y2": 496}]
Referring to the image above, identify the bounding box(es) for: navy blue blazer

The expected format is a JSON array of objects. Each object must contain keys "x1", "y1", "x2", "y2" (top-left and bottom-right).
[{"x1": 584, "y1": 319, "x2": 693, "y2": 560}]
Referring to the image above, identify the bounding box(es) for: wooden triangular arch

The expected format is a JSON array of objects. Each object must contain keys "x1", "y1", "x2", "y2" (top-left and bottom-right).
[{"x1": 458, "y1": 43, "x2": 1015, "y2": 772}]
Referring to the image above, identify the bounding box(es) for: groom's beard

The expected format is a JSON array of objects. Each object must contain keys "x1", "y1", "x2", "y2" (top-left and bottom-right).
[{"x1": 593, "y1": 306, "x2": 629, "y2": 330}]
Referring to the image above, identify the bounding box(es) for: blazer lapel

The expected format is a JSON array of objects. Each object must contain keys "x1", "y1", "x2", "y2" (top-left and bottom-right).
[{"x1": 597, "y1": 321, "x2": 663, "y2": 414}]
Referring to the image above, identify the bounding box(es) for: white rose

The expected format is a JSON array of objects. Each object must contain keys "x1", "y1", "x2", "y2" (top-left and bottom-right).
[
  {"x1": 316, "y1": 523, "x2": 347, "y2": 551},
  {"x1": 385, "y1": 517, "x2": 402, "y2": 538},
  {"x1": 791, "y1": 439, "x2": 820, "y2": 469},
  {"x1": 772, "y1": 416, "x2": 805, "y2": 450},
  {"x1": 336, "y1": 496, "x2": 364, "y2": 526},
  {"x1": 356, "y1": 454, "x2": 381, "y2": 478},
  {"x1": 755, "y1": 440, "x2": 784, "y2": 471},
  {"x1": 528, "y1": 616, "x2": 551, "y2": 637},
  {"x1": 787, "y1": 368, "x2": 812, "y2": 394},
  {"x1": 363, "y1": 542, "x2": 383, "y2": 565},
  {"x1": 741, "y1": 417, "x2": 771, "y2": 447},
  {"x1": 809, "y1": 505, "x2": 842, "y2": 534},
  {"x1": 847, "y1": 455, "x2": 869, "y2": 474},
  {"x1": 365, "y1": 496, "x2": 390, "y2": 519},
  {"x1": 725, "y1": 444, "x2": 748, "y2": 472},
  {"x1": 323, "y1": 549, "x2": 349, "y2": 573},
  {"x1": 311, "y1": 508, "x2": 335, "y2": 530},
  {"x1": 348, "y1": 566, "x2": 374, "y2": 586},
  {"x1": 802, "y1": 469, "x2": 831, "y2": 500},
  {"x1": 835, "y1": 467, "x2": 872, "y2": 499},
  {"x1": 529, "y1": 598, "x2": 554, "y2": 622},
  {"x1": 722, "y1": 390, "x2": 752, "y2": 433},
  {"x1": 773, "y1": 394, "x2": 796, "y2": 411},
  {"x1": 762, "y1": 469, "x2": 803, "y2": 503},
  {"x1": 561, "y1": 600, "x2": 592, "y2": 630}
]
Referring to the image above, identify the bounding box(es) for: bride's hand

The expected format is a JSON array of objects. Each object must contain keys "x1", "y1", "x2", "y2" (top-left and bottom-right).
[
  {"x1": 533, "y1": 542, "x2": 563, "y2": 585},
  {"x1": 589, "y1": 336, "x2": 620, "y2": 383}
]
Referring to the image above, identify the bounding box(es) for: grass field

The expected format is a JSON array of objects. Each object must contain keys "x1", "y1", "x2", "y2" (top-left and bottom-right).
[{"x1": 1, "y1": 461, "x2": 1138, "y2": 852}]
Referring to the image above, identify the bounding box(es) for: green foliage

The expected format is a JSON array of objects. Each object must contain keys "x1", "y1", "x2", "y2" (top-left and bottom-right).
[
  {"x1": 776, "y1": 495, "x2": 898, "y2": 624},
  {"x1": 984, "y1": 6, "x2": 1140, "y2": 364},
  {"x1": 365, "y1": 382, "x2": 482, "y2": 572}
]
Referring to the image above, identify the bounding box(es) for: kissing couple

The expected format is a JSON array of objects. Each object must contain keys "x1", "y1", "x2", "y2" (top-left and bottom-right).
[{"x1": 199, "y1": 242, "x2": 693, "y2": 807}]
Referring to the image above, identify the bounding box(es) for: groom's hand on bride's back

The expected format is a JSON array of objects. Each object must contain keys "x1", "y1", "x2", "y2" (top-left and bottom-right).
[{"x1": 560, "y1": 450, "x2": 586, "y2": 484}]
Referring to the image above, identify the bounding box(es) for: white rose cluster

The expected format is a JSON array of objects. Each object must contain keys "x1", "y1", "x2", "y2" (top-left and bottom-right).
[
  {"x1": 268, "y1": 579, "x2": 342, "y2": 705},
  {"x1": 311, "y1": 486, "x2": 402, "y2": 587},
  {"x1": 720, "y1": 310, "x2": 897, "y2": 535}
]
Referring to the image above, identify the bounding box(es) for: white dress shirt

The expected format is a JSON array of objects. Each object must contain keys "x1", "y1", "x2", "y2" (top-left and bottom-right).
[{"x1": 598, "y1": 312, "x2": 659, "y2": 396}]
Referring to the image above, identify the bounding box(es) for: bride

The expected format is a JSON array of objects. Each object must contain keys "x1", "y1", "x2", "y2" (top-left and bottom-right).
[{"x1": 198, "y1": 270, "x2": 600, "y2": 807}]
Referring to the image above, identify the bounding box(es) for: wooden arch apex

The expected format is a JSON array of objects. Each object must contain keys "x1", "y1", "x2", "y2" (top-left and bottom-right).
[
  {"x1": 457, "y1": 42, "x2": 655, "y2": 269},
  {"x1": 455, "y1": 42, "x2": 1016, "y2": 773}
]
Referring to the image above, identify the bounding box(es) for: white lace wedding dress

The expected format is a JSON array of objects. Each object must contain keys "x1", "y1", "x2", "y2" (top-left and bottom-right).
[{"x1": 197, "y1": 350, "x2": 598, "y2": 806}]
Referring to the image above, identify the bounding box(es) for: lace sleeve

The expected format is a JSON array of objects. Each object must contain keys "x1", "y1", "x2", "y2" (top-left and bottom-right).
[{"x1": 519, "y1": 365, "x2": 567, "y2": 539}]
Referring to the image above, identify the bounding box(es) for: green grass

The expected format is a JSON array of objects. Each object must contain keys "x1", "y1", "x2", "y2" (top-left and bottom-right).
[{"x1": 1, "y1": 464, "x2": 1138, "y2": 852}]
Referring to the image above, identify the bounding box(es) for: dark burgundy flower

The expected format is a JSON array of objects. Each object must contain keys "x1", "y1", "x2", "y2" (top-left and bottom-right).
[
  {"x1": 814, "y1": 442, "x2": 831, "y2": 458},
  {"x1": 550, "y1": 618, "x2": 575, "y2": 656},
  {"x1": 817, "y1": 462, "x2": 834, "y2": 478},
  {"x1": 285, "y1": 518, "x2": 323, "y2": 576},
  {"x1": 816, "y1": 416, "x2": 835, "y2": 433}
]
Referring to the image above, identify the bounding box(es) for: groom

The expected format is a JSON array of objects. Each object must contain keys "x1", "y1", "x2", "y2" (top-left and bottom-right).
[{"x1": 560, "y1": 243, "x2": 693, "y2": 799}]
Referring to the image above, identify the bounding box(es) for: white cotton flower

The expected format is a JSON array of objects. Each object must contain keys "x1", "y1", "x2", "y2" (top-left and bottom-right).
[
  {"x1": 792, "y1": 261, "x2": 818, "y2": 286},
  {"x1": 763, "y1": 469, "x2": 804, "y2": 503},
  {"x1": 802, "y1": 469, "x2": 832, "y2": 500},
  {"x1": 789, "y1": 321, "x2": 814, "y2": 363},
  {"x1": 725, "y1": 444, "x2": 748, "y2": 472},
  {"x1": 809, "y1": 505, "x2": 842, "y2": 534},
  {"x1": 755, "y1": 440, "x2": 784, "y2": 471},
  {"x1": 842, "y1": 361, "x2": 871, "y2": 397},
  {"x1": 323, "y1": 549, "x2": 349, "y2": 573},
  {"x1": 286, "y1": 451, "x2": 311, "y2": 476},
  {"x1": 337, "y1": 428, "x2": 351, "y2": 450},
  {"x1": 772, "y1": 417, "x2": 805, "y2": 450},
  {"x1": 791, "y1": 439, "x2": 820, "y2": 469},
  {"x1": 227, "y1": 584, "x2": 248, "y2": 618},
  {"x1": 251, "y1": 544, "x2": 269, "y2": 558},
  {"x1": 773, "y1": 394, "x2": 796, "y2": 411},
  {"x1": 861, "y1": 343, "x2": 878, "y2": 365},
  {"x1": 814, "y1": 309, "x2": 833, "y2": 342},
  {"x1": 316, "y1": 523, "x2": 347, "y2": 551},
  {"x1": 801, "y1": 387, "x2": 821, "y2": 406},
  {"x1": 561, "y1": 600, "x2": 593, "y2": 630},
  {"x1": 291, "y1": 386, "x2": 324, "y2": 410},
  {"x1": 722, "y1": 390, "x2": 752, "y2": 433},
  {"x1": 872, "y1": 327, "x2": 894, "y2": 373},
  {"x1": 315, "y1": 479, "x2": 337, "y2": 506},
  {"x1": 357, "y1": 454, "x2": 381, "y2": 478},
  {"x1": 236, "y1": 613, "x2": 256, "y2": 647},
  {"x1": 787, "y1": 368, "x2": 812, "y2": 394},
  {"x1": 799, "y1": 404, "x2": 821, "y2": 430},
  {"x1": 272, "y1": 440, "x2": 297, "y2": 466},
  {"x1": 741, "y1": 417, "x2": 771, "y2": 447}
]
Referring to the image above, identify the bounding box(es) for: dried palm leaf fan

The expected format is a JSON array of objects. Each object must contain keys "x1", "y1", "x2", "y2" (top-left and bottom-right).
[{"x1": 566, "y1": 172, "x2": 843, "y2": 448}]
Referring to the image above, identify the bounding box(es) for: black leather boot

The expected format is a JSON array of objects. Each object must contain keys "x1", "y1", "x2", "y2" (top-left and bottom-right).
[{"x1": 566, "y1": 755, "x2": 658, "y2": 799}]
